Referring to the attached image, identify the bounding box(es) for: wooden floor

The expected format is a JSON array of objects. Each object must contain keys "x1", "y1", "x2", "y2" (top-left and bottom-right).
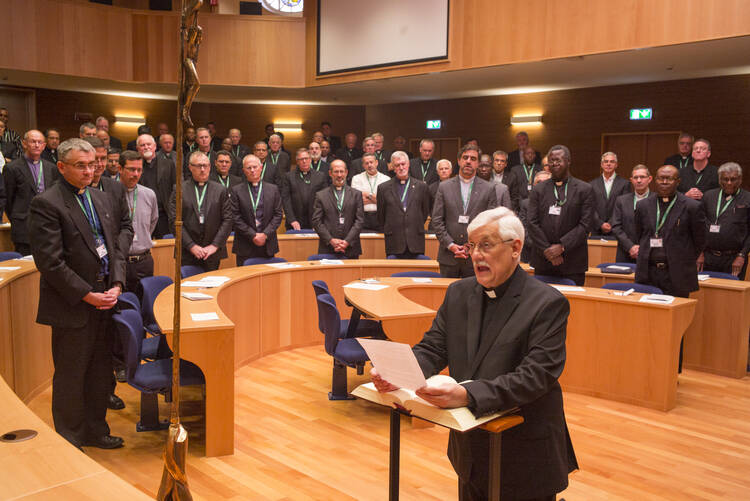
[{"x1": 26, "y1": 346, "x2": 750, "y2": 501}]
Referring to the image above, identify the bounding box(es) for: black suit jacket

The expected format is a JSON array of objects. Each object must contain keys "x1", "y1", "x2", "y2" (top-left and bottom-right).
[
  {"x1": 376, "y1": 177, "x2": 431, "y2": 255},
  {"x1": 259, "y1": 160, "x2": 283, "y2": 187},
  {"x1": 677, "y1": 164, "x2": 719, "y2": 195},
  {"x1": 507, "y1": 149, "x2": 542, "y2": 169},
  {"x1": 508, "y1": 163, "x2": 543, "y2": 208},
  {"x1": 527, "y1": 176, "x2": 595, "y2": 275},
  {"x1": 109, "y1": 136, "x2": 123, "y2": 150},
  {"x1": 41, "y1": 147, "x2": 58, "y2": 164},
  {"x1": 409, "y1": 158, "x2": 439, "y2": 185},
  {"x1": 634, "y1": 193, "x2": 706, "y2": 296},
  {"x1": 413, "y1": 268, "x2": 577, "y2": 499},
  {"x1": 230, "y1": 181, "x2": 283, "y2": 257},
  {"x1": 326, "y1": 135, "x2": 342, "y2": 153},
  {"x1": 95, "y1": 176, "x2": 134, "y2": 256},
  {"x1": 268, "y1": 149, "x2": 291, "y2": 175},
  {"x1": 431, "y1": 176, "x2": 498, "y2": 266},
  {"x1": 701, "y1": 188, "x2": 750, "y2": 254},
  {"x1": 0, "y1": 168, "x2": 5, "y2": 217},
  {"x1": 231, "y1": 144, "x2": 251, "y2": 162},
  {"x1": 589, "y1": 174, "x2": 631, "y2": 233},
  {"x1": 611, "y1": 192, "x2": 655, "y2": 262},
  {"x1": 664, "y1": 153, "x2": 693, "y2": 170},
  {"x1": 281, "y1": 169, "x2": 328, "y2": 229},
  {"x1": 334, "y1": 147, "x2": 363, "y2": 168},
  {"x1": 209, "y1": 172, "x2": 244, "y2": 195},
  {"x1": 4, "y1": 156, "x2": 59, "y2": 245},
  {"x1": 139, "y1": 155, "x2": 175, "y2": 215},
  {"x1": 169, "y1": 179, "x2": 233, "y2": 259},
  {"x1": 29, "y1": 181, "x2": 129, "y2": 328},
  {"x1": 312, "y1": 185, "x2": 364, "y2": 258}
]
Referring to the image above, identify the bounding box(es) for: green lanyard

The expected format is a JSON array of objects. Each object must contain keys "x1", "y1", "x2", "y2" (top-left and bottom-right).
[
  {"x1": 400, "y1": 179, "x2": 411, "y2": 204},
  {"x1": 312, "y1": 159, "x2": 322, "y2": 172},
  {"x1": 233, "y1": 145, "x2": 241, "y2": 157},
  {"x1": 34, "y1": 162, "x2": 45, "y2": 192},
  {"x1": 74, "y1": 188, "x2": 102, "y2": 239},
  {"x1": 554, "y1": 181, "x2": 568, "y2": 206},
  {"x1": 194, "y1": 183, "x2": 207, "y2": 212},
  {"x1": 604, "y1": 174, "x2": 615, "y2": 198},
  {"x1": 522, "y1": 163, "x2": 534, "y2": 185},
  {"x1": 715, "y1": 189, "x2": 739, "y2": 222},
  {"x1": 694, "y1": 173, "x2": 703, "y2": 187},
  {"x1": 679, "y1": 157, "x2": 689, "y2": 169},
  {"x1": 218, "y1": 176, "x2": 230, "y2": 189},
  {"x1": 128, "y1": 186, "x2": 138, "y2": 221},
  {"x1": 334, "y1": 187, "x2": 345, "y2": 212},
  {"x1": 299, "y1": 171, "x2": 310, "y2": 184},
  {"x1": 366, "y1": 173, "x2": 379, "y2": 194},
  {"x1": 633, "y1": 191, "x2": 648, "y2": 210},
  {"x1": 461, "y1": 180, "x2": 474, "y2": 213},
  {"x1": 271, "y1": 152, "x2": 280, "y2": 164},
  {"x1": 655, "y1": 196, "x2": 677, "y2": 237},
  {"x1": 261, "y1": 161, "x2": 267, "y2": 180},
  {"x1": 248, "y1": 182, "x2": 263, "y2": 214},
  {"x1": 421, "y1": 160, "x2": 431, "y2": 180}
]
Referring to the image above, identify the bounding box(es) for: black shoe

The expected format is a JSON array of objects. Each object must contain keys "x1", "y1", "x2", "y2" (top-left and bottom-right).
[
  {"x1": 107, "y1": 393, "x2": 125, "y2": 410},
  {"x1": 115, "y1": 368, "x2": 127, "y2": 383},
  {"x1": 83, "y1": 434, "x2": 124, "y2": 449}
]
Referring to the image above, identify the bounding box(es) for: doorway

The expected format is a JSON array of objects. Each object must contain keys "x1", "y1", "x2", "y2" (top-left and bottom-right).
[{"x1": 601, "y1": 131, "x2": 681, "y2": 172}]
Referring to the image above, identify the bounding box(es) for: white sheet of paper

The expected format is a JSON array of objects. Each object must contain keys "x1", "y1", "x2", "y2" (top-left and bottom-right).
[
  {"x1": 639, "y1": 294, "x2": 675, "y2": 304},
  {"x1": 294, "y1": 233, "x2": 318, "y2": 237},
  {"x1": 550, "y1": 285, "x2": 586, "y2": 292},
  {"x1": 266, "y1": 262, "x2": 301, "y2": 269},
  {"x1": 181, "y1": 292, "x2": 213, "y2": 301},
  {"x1": 0, "y1": 266, "x2": 21, "y2": 271},
  {"x1": 191, "y1": 312, "x2": 220, "y2": 321},
  {"x1": 199, "y1": 275, "x2": 231, "y2": 284},
  {"x1": 343, "y1": 282, "x2": 389, "y2": 291},
  {"x1": 320, "y1": 259, "x2": 344, "y2": 265},
  {"x1": 697, "y1": 274, "x2": 710, "y2": 281},
  {"x1": 182, "y1": 281, "x2": 214, "y2": 287},
  {"x1": 411, "y1": 277, "x2": 432, "y2": 283},
  {"x1": 357, "y1": 339, "x2": 427, "y2": 391},
  {"x1": 605, "y1": 265, "x2": 633, "y2": 271},
  {"x1": 360, "y1": 232, "x2": 380, "y2": 236}
]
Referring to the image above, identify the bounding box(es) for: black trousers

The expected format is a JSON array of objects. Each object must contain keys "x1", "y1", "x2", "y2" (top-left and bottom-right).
[
  {"x1": 182, "y1": 251, "x2": 222, "y2": 272},
  {"x1": 440, "y1": 258, "x2": 475, "y2": 278},
  {"x1": 14, "y1": 242, "x2": 31, "y2": 256},
  {"x1": 362, "y1": 211, "x2": 381, "y2": 232},
  {"x1": 704, "y1": 250, "x2": 747, "y2": 278},
  {"x1": 51, "y1": 308, "x2": 112, "y2": 447},
  {"x1": 152, "y1": 210, "x2": 170, "y2": 239},
  {"x1": 125, "y1": 253, "x2": 154, "y2": 296}
]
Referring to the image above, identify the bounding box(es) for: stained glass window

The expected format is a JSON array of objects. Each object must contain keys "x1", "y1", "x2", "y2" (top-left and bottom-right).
[{"x1": 260, "y1": 0, "x2": 303, "y2": 16}]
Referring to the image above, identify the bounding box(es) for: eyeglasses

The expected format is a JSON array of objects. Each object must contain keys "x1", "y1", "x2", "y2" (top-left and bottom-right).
[
  {"x1": 190, "y1": 163, "x2": 210, "y2": 170},
  {"x1": 64, "y1": 162, "x2": 96, "y2": 171},
  {"x1": 465, "y1": 239, "x2": 513, "y2": 254}
]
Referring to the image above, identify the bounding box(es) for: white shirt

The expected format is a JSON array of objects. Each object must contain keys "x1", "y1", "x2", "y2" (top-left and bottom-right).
[
  {"x1": 492, "y1": 172, "x2": 504, "y2": 184},
  {"x1": 351, "y1": 170, "x2": 391, "y2": 212},
  {"x1": 602, "y1": 173, "x2": 616, "y2": 198},
  {"x1": 459, "y1": 175, "x2": 475, "y2": 212}
]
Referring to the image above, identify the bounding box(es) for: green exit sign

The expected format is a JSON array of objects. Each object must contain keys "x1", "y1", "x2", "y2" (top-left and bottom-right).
[
  {"x1": 630, "y1": 108, "x2": 653, "y2": 120},
  {"x1": 426, "y1": 120, "x2": 442, "y2": 129}
]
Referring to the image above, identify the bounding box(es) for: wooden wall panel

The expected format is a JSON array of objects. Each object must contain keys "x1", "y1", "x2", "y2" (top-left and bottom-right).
[
  {"x1": 306, "y1": 0, "x2": 750, "y2": 86},
  {"x1": 365, "y1": 74, "x2": 750, "y2": 186}
]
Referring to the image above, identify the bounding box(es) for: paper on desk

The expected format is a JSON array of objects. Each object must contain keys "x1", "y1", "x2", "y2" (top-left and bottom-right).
[
  {"x1": 191, "y1": 312, "x2": 220, "y2": 321},
  {"x1": 20, "y1": 255, "x2": 34, "y2": 261},
  {"x1": 266, "y1": 262, "x2": 301, "y2": 269},
  {"x1": 0, "y1": 266, "x2": 21, "y2": 271},
  {"x1": 360, "y1": 232, "x2": 379, "y2": 236},
  {"x1": 320, "y1": 259, "x2": 344, "y2": 265},
  {"x1": 357, "y1": 339, "x2": 426, "y2": 391},
  {"x1": 181, "y1": 292, "x2": 213, "y2": 301},
  {"x1": 549, "y1": 285, "x2": 586, "y2": 292},
  {"x1": 411, "y1": 277, "x2": 432, "y2": 283},
  {"x1": 605, "y1": 265, "x2": 633, "y2": 272},
  {"x1": 182, "y1": 276, "x2": 231, "y2": 287},
  {"x1": 293, "y1": 233, "x2": 318, "y2": 237},
  {"x1": 697, "y1": 274, "x2": 710, "y2": 281},
  {"x1": 639, "y1": 294, "x2": 675, "y2": 304},
  {"x1": 343, "y1": 282, "x2": 389, "y2": 291}
]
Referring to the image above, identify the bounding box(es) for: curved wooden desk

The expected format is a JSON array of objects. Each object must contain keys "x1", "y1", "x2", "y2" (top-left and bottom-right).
[
  {"x1": 153, "y1": 259, "x2": 440, "y2": 457},
  {"x1": 344, "y1": 275, "x2": 697, "y2": 411}
]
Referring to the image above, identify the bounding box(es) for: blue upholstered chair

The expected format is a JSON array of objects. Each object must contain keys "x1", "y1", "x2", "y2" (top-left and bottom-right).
[
  {"x1": 601, "y1": 282, "x2": 664, "y2": 294},
  {"x1": 112, "y1": 309, "x2": 204, "y2": 431},
  {"x1": 386, "y1": 254, "x2": 432, "y2": 260},
  {"x1": 597, "y1": 262, "x2": 637, "y2": 274},
  {"x1": 286, "y1": 228, "x2": 316, "y2": 234},
  {"x1": 162, "y1": 233, "x2": 175, "y2": 239},
  {"x1": 242, "y1": 257, "x2": 287, "y2": 266},
  {"x1": 390, "y1": 271, "x2": 442, "y2": 278},
  {"x1": 0, "y1": 251, "x2": 23, "y2": 262},
  {"x1": 123, "y1": 285, "x2": 172, "y2": 360},
  {"x1": 117, "y1": 292, "x2": 141, "y2": 313},
  {"x1": 307, "y1": 253, "x2": 348, "y2": 260},
  {"x1": 311, "y1": 280, "x2": 385, "y2": 339},
  {"x1": 139, "y1": 275, "x2": 173, "y2": 335},
  {"x1": 700, "y1": 270, "x2": 740, "y2": 280},
  {"x1": 315, "y1": 293, "x2": 371, "y2": 400},
  {"x1": 180, "y1": 265, "x2": 204, "y2": 278},
  {"x1": 534, "y1": 275, "x2": 577, "y2": 286}
]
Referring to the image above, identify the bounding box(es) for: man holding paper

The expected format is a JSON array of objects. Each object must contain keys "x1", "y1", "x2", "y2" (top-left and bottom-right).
[{"x1": 372, "y1": 206, "x2": 577, "y2": 501}]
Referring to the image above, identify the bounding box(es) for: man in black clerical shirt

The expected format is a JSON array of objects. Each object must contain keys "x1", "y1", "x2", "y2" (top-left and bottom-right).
[
  {"x1": 136, "y1": 133, "x2": 175, "y2": 238},
  {"x1": 678, "y1": 138, "x2": 719, "y2": 200},
  {"x1": 611, "y1": 164, "x2": 654, "y2": 263},
  {"x1": 698, "y1": 162, "x2": 750, "y2": 277},
  {"x1": 335, "y1": 132, "x2": 362, "y2": 169},
  {"x1": 409, "y1": 139, "x2": 438, "y2": 185},
  {"x1": 42, "y1": 128, "x2": 61, "y2": 164},
  {"x1": 210, "y1": 150, "x2": 243, "y2": 194},
  {"x1": 664, "y1": 133, "x2": 694, "y2": 170},
  {"x1": 281, "y1": 148, "x2": 328, "y2": 230},
  {"x1": 312, "y1": 159, "x2": 364, "y2": 258}
]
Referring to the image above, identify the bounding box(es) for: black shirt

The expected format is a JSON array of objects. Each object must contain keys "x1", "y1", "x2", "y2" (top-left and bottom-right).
[{"x1": 677, "y1": 164, "x2": 719, "y2": 195}]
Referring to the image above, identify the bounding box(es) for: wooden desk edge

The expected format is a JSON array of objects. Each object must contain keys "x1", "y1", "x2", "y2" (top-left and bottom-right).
[{"x1": 480, "y1": 414, "x2": 524, "y2": 433}]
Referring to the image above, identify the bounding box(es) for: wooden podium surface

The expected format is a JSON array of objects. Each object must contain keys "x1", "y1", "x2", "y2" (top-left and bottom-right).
[{"x1": 344, "y1": 275, "x2": 697, "y2": 411}]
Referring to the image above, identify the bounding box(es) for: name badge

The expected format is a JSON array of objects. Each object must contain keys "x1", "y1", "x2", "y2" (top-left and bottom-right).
[
  {"x1": 199, "y1": 214, "x2": 205, "y2": 225},
  {"x1": 339, "y1": 217, "x2": 345, "y2": 225},
  {"x1": 548, "y1": 205, "x2": 561, "y2": 215},
  {"x1": 650, "y1": 238, "x2": 663, "y2": 248},
  {"x1": 458, "y1": 215, "x2": 470, "y2": 224},
  {"x1": 527, "y1": 184, "x2": 532, "y2": 191},
  {"x1": 96, "y1": 244, "x2": 108, "y2": 258},
  {"x1": 709, "y1": 224, "x2": 721, "y2": 233}
]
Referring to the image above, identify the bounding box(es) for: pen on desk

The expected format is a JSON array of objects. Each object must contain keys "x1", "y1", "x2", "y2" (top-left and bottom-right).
[{"x1": 623, "y1": 288, "x2": 635, "y2": 296}]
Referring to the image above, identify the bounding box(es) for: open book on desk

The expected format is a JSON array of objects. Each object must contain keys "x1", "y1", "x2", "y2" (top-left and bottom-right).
[{"x1": 352, "y1": 374, "x2": 514, "y2": 432}]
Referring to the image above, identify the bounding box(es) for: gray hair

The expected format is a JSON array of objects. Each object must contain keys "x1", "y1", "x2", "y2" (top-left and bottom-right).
[
  {"x1": 694, "y1": 138, "x2": 711, "y2": 151},
  {"x1": 58, "y1": 138, "x2": 95, "y2": 164},
  {"x1": 188, "y1": 150, "x2": 209, "y2": 165},
  {"x1": 436, "y1": 159, "x2": 452, "y2": 170},
  {"x1": 242, "y1": 154, "x2": 261, "y2": 166},
  {"x1": 718, "y1": 162, "x2": 742, "y2": 177},
  {"x1": 492, "y1": 150, "x2": 508, "y2": 160},
  {"x1": 467, "y1": 207, "x2": 525, "y2": 245},
  {"x1": 548, "y1": 144, "x2": 571, "y2": 163},
  {"x1": 601, "y1": 151, "x2": 618, "y2": 162},
  {"x1": 390, "y1": 151, "x2": 409, "y2": 163},
  {"x1": 419, "y1": 139, "x2": 435, "y2": 148},
  {"x1": 79, "y1": 122, "x2": 96, "y2": 134}
]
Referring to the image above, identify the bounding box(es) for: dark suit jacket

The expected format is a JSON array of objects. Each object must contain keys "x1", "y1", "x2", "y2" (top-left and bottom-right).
[
  {"x1": 139, "y1": 154, "x2": 175, "y2": 215},
  {"x1": 312, "y1": 185, "x2": 364, "y2": 258},
  {"x1": 29, "y1": 180, "x2": 129, "y2": 328},
  {"x1": 95, "y1": 176, "x2": 134, "y2": 256},
  {"x1": 432, "y1": 176, "x2": 498, "y2": 266},
  {"x1": 169, "y1": 179, "x2": 233, "y2": 259},
  {"x1": 701, "y1": 188, "x2": 750, "y2": 254},
  {"x1": 634, "y1": 193, "x2": 706, "y2": 296},
  {"x1": 349, "y1": 157, "x2": 390, "y2": 182},
  {"x1": 413, "y1": 268, "x2": 577, "y2": 499},
  {"x1": 334, "y1": 147, "x2": 363, "y2": 168},
  {"x1": 664, "y1": 153, "x2": 692, "y2": 170},
  {"x1": 209, "y1": 172, "x2": 244, "y2": 194},
  {"x1": 41, "y1": 147, "x2": 58, "y2": 164},
  {"x1": 611, "y1": 192, "x2": 655, "y2": 262},
  {"x1": 231, "y1": 144, "x2": 251, "y2": 162},
  {"x1": 376, "y1": 177, "x2": 431, "y2": 255},
  {"x1": 109, "y1": 136, "x2": 123, "y2": 150},
  {"x1": 281, "y1": 169, "x2": 328, "y2": 229},
  {"x1": 268, "y1": 149, "x2": 291, "y2": 175},
  {"x1": 4, "y1": 156, "x2": 59, "y2": 245},
  {"x1": 325, "y1": 135, "x2": 342, "y2": 153},
  {"x1": 508, "y1": 163, "x2": 543, "y2": 208},
  {"x1": 230, "y1": 181, "x2": 283, "y2": 257},
  {"x1": 527, "y1": 176, "x2": 595, "y2": 275},
  {"x1": 507, "y1": 149, "x2": 542, "y2": 169},
  {"x1": 309, "y1": 158, "x2": 330, "y2": 177},
  {"x1": 589, "y1": 174, "x2": 631, "y2": 233},
  {"x1": 0, "y1": 168, "x2": 5, "y2": 217},
  {"x1": 409, "y1": 158, "x2": 439, "y2": 185}
]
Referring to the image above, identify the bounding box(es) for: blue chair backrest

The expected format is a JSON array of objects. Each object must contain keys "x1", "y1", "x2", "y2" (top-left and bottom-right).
[
  {"x1": 316, "y1": 293, "x2": 342, "y2": 356},
  {"x1": 601, "y1": 282, "x2": 663, "y2": 294},
  {"x1": 286, "y1": 229, "x2": 316, "y2": 234},
  {"x1": 242, "y1": 257, "x2": 287, "y2": 266},
  {"x1": 701, "y1": 271, "x2": 740, "y2": 281},
  {"x1": 0, "y1": 251, "x2": 23, "y2": 262},
  {"x1": 117, "y1": 292, "x2": 141, "y2": 313},
  {"x1": 162, "y1": 233, "x2": 175, "y2": 239},
  {"x1": 308, "y1": 253, "x2": 346, "y2": 261},
  {"x1": 534, "y1": 274, "x2": 576, "y2": 286},
  {"x1": 112, "y1": 309, "x2": 146, "y2": 383},
  {"x1": 140, "y1": 275, "x2": 173, "y2": 326},
  {"x1": 181, "y1": 265, "x2": 204, "y2": 278},
  {"x1": 390, "y1": 271, "x2": 443, "y2": 278},
  {"x1": 311, "y1": 280, "x2": 330, "y2": 297}
]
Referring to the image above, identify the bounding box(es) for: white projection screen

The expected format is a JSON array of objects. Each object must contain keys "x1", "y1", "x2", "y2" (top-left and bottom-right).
[{"x1": 317, "y1": 0, "x2": 449, "y2": 75}]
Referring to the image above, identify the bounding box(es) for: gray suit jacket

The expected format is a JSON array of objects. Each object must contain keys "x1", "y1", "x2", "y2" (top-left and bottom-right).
[{"x1": 431, "y1": 176, "x2": 498, "y2": 266}]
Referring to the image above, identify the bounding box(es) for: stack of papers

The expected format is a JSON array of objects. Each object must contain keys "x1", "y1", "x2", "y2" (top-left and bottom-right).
[
  {"x1": 320, "y1": 259, "x2": 344, "y2": 265},
  {"x1": 181, "y1": 292, "x2": 213, "y2": 301},
  {"x1": 639, "y1": 294, "x2": 675, "y2": 304},
  {"x1": 266, "y1": 262, "x2": 301, "y2": 269},
  {"x1": 343, "y1": 282, "x2": 390, "y2": 291},
  {"x1": 550, "y1": 285, "x2": 586, "y2": 292},
  {"x1": 182, "y1": 275, "x2": 231, "y2": 288},
  {"x1": 293, "y1": 233, "x2": 318, "y2": 238},
  {"x1": 697, "y1": 274, "x2": 710, "y2": 281},
  {"x1": 190, "y1": 312, "x2": 220, "y2": 321}
]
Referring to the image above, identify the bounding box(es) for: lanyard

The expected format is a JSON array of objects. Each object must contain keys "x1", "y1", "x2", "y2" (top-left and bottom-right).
[
  {"x1": 366, "y1": 173, "x2": 379, "y2": 194},
  {"x1": 399, "y1": 178, "x2": 411, "y2": 205},
  {"x1": 128, "y1": 186, "x2": 138, "y2": 221},
  {"x1": 233, "y1": 145, "x2": 241, "y2": 157},
  {"x1": 248, "y1": 182, "x2": 263, "y2": 214},
  {"x1": 655, "y1": 196, "x2": 677, "y2": 237},
  {"x1": 218, "y1": 176, "x2": 230, "y2": 188},
  {"x1": 299, "y1": 171, "x2": 310, "y2": 184},
  {"x1": 334, "y1": 187, "x2": 345, "y2": 212},
  {"x1": 271, "y1": 152, "x2": 280, "y2": 164},
  {"x1": 694, "y1": 173, "x2": 703, "y2": 187},
  {"x1": 522, "y1": 163, "x2": 534, "y2": 184},
  {"x1": 312, "y1": 159, "x2": 322, "y2": 172},
  {"x1": 74, "y1": 188, "x2": 102, "y2": 240},
  {"x1": 261, "y1": 161, "x2": 267, "y2": 180},
  {"x1": 30, "y1": 161, "x2": 44, "y2": 192},
  {"x1": 461, "y1": 180, "x2": 474, "y2": 213},
  {"x1": 633, "y1": 191, "x2": 648, "y2": 210},
  {"x1": 679, "y1": 157, "x2": 689, "y2": 169},
  {"x1": 715, "y1": 189, "x2": 738, "y2": 222},
  {"x1": 554, "y1": 181, "x2": 568, "y2": 206},
  {"x1": 421, "y1": 160, "x2": 431, "y2": 180},
  {"x1": 604, "y1": 174, "x2": 615, "y2": 198},
  {"x1": 194, "y1": 183, "x2": 207, "y2": 212}
]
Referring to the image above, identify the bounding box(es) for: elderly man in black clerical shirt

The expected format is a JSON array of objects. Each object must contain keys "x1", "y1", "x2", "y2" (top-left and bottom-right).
[
  {"x1": 678, "y1": 138, "x2": 719, "y2": 200},
  {"x1": 372, "y1": 206, "x2": 578, "y2": 501}
]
